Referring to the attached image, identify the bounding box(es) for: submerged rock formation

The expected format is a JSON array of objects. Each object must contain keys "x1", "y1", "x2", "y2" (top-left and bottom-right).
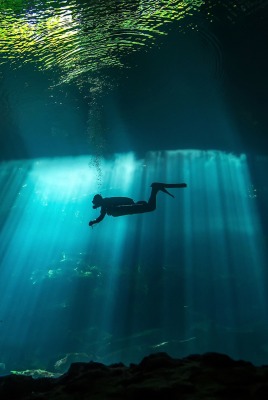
[{"x1": 1, "y1": 352, "x2": 268, "y2": 399}]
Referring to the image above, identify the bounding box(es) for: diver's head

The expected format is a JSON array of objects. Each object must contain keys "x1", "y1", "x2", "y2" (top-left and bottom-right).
[{"x1": 92, "y1": 194, "x2": 103, "y2": 209}]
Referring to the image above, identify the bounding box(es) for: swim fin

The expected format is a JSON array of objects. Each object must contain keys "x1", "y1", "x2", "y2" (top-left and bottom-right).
[{"x1": 151, "y1": 182, "x2": 187, "y2": 198}]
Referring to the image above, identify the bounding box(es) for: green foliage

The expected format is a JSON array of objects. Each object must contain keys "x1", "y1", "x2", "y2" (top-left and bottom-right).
[{"x1": 0, "y1": 0, "x2": 204, "y2": 87}]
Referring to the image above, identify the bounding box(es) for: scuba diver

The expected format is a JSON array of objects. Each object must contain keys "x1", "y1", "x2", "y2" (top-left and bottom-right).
[{"x1": 89, "y1": 182, "x2": 187, "y2": 227}]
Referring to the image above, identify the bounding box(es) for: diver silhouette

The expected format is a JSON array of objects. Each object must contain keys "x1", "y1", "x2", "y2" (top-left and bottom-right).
[{"x1": 89, "y1": 182, "x2": 187, "y2": 227}]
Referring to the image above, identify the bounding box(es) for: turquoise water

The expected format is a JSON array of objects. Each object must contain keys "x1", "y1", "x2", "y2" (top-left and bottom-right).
[{"x1": 0, "y1": 1, "x2": 268, "y2": 376}]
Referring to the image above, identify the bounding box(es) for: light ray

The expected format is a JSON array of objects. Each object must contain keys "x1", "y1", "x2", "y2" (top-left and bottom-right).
[{"x1": 0, "y1": 150, "x2": 267, "y2": 370}]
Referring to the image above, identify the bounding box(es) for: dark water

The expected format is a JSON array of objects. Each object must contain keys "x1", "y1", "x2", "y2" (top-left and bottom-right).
[{"x1": 0, "y1": 0, "x2": 268, "y2": 377}]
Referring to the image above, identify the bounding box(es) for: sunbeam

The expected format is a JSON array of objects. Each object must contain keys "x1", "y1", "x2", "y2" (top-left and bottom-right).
[{"x1": 0, "y1": 150, "x2": 267, "y2": 371}]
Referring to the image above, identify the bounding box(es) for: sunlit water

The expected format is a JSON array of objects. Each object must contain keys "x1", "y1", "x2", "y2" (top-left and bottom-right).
[
  {"x1": 0, "y1": 0, "x2": 268, "y2": 378},
  {"x1": 0, "y1": 150, "x2": 267, "y2": 373}
]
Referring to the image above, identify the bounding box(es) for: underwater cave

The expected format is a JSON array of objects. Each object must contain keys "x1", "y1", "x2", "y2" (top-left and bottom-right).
[{"x1": 0, "y1": 2, "x2": 268, "y2": 397}]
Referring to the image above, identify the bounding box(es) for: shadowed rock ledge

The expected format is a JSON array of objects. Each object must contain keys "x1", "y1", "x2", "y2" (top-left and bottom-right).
[{"x1": 1, "y1": 352, "x2": 268, "y2": 399}]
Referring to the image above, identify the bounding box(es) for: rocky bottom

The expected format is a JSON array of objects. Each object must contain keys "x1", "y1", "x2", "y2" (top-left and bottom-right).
[{"x1": 1, "y1": 352, "x2": 268, "y2": 399}]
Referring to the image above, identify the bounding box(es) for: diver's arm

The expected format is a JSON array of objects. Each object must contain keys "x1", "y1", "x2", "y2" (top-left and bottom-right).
[{"x1": 89, "y1": 208, "x2": 106, "y2": 226}]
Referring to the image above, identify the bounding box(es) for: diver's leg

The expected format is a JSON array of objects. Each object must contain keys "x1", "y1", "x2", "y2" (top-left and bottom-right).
[
  {"x1": 111, "y1": 193, "x2": 158, "y2": 216},
  {"x1": 146, "y1": 185, "x2": 159, "y2": 211},
  {"x1": 146, "y1": 182, "x2": 187, "y2": 210},
  {"x1": 110, "y1": 182, "x2": 187, "y2": 216}
]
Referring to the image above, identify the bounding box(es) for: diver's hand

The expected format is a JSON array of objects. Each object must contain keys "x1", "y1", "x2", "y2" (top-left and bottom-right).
[{"x1": 89, "y1": 220, "x2": 94, "y2": 227}]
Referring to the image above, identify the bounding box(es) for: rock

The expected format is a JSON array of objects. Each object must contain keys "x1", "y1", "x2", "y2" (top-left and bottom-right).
[{"x1": 0, "y1": 352, "x2": 268, "y2": 399}]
